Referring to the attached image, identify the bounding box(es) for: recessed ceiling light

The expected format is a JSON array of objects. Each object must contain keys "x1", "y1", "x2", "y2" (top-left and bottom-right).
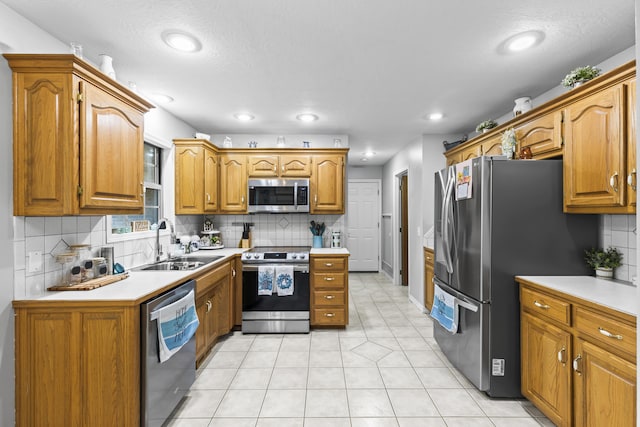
[
  {"x1": 296, "y1": 113, "x2": 319, "y2": 122},
  {"x1": 162, "y1": 30, "x2": 202, "y2": 53},
  {"x1": 363, "y1": 151, "x2": 376, "y2": 158},
  {"x1": 428, "y1": 113, "x2": 444, "y2": 120},
  {"x1": 501, "y1": 30, "x2": 544, "y2": 54},
  {"x1": 151, "y1": 93, "x2": 174, "y2": 104},
  {"x1": 234, "y1": 113, "x2": 255, "y2": 121},
  {"x1": 360, "y1": 158, "x2": 369, "y2": 162}
]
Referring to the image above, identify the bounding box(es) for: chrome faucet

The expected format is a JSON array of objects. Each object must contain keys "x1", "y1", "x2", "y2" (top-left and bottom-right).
[{"x1": 156, "y1": 218, "x2": 174, "y2": 262}]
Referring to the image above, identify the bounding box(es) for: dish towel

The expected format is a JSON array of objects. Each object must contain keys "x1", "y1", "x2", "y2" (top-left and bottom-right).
[
  {"x1": 258, "y1": 265, "x2": 275, "y2": 295},
  {"x1": 275, "y1": 265, "x2": 294, "y2": 296},
  {"x1": 155, "y1": 289, "x2": 199, "y2": 363},
  {"x1": 430, "y1": 284, "x2": 458, "y2": 333}
]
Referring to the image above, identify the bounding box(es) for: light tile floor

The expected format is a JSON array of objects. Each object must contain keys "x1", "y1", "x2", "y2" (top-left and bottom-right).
[{"x1": 167, "y1": 273, "x2": 553, "y2": 427}]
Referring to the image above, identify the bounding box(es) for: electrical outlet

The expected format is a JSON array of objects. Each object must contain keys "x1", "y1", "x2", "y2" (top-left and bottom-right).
[{"x1": 28, "y1": 251, "x2": 43, "y2": 273}]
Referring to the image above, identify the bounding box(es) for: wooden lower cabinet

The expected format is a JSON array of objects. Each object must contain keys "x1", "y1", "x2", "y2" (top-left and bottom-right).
[
  {"x1": 310, "y1": 254, "x2": 349, "y2": 326},
  {"x1": 195, "y1": 260, "x2": 234, "y2": 364},
  {"x1": 13, "y1": 303, "x2": 140, "y2": 427},
  {"x1": 518, "y1": 279, "x2": 637, "y2": 427},
  {"x1": 423, "y1": 247, "x2": 434, "y2": 310}
]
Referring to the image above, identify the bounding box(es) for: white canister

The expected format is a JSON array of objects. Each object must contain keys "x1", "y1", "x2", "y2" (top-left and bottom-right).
[
  {"x1": 99, "y1": 54, "x2": 117, "y2": 80},
  {"x1": 513, "y1": 97, "x2": 532, "y2": 116}
]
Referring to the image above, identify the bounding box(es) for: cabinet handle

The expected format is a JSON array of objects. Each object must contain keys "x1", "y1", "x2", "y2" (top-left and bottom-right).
[
  {"x1": 206, "y1": 193, "x2": 211, "y2": 202},
  {"x1": 610, "y1": 172, "x2": 619, "y2": 192},
  {"x1": 324, "y1": 313, "x2": 335, "y2": 317},
  {"x1": 314, "y1": 194, "x2": 318, "y2": 205},
  {"x1": 627, "y1": 169, "x2": 637, "y2": 191},
  {"x1": 206, "y1": 300, "x2": 212, "y2": 312},
  {"x1": 241, "y1": 195, "x2": 245, "y2": 204},
  {"x1": 572, "y1": 354, "x2": 582, "y2": 375},
  {"x1": 325, "y1": 263, "x2": 333, "y2": 267},
  {"x1": 324, "y1": 277, "x2": 335, "y2": 281},
  {"x1": 598, "y1": 327, "x2": 623, "y2": 340},
  {"x1": 557, "y1": 347, "x2": 566, "y2": 364},
  {"x1": 232, "y1": 268, "x2": 236, "y2": 278},
  {"x1": 324, "y1": 295, "x2": 335, "y2": 299},
  {"x1": 533, "y1": 300, "x2": 550, "y2": 310},
  {"x1": 282, "y1": 165, "x2": 285, "y2": 172},
  {"x1": 274, "y1": 165, "x2": 277, "y2": 172},
  {"x1": 140, "y1": 182, "x2": 145, "y2": 197}
]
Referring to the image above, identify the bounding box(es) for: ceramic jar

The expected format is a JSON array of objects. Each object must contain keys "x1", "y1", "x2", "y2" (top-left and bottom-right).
[
  {"x1": 99, "y1": 54, "x2": 116, "y2": 80},
  {"x1": 513, "y1": 97, "x2": 532, "y2": 116}
]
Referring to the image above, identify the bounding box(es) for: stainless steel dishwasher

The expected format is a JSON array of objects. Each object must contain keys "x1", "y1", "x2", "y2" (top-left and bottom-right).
[{"x1": 141, "y1": 279, "x2": 197, "y2": 426}]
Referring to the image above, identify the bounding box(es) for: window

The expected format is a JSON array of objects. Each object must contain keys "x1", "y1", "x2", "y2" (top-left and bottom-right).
[{"x1": 107, "y1": 143, "x2": 162, "y2": 238}]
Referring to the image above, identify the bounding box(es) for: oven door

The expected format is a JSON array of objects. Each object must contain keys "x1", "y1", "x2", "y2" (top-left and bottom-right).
[{"x1": 242, "y1": 263, "x2": 310, "y2": 312}]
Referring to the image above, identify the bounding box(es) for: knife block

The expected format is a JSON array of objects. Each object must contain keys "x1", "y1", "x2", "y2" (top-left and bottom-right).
[{"x1": 240, "y1": 234, "x2": 251, "y2": 248}]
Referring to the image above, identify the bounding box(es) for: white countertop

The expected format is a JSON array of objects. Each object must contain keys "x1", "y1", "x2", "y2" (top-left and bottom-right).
[
  {"x1": 310, "y1": 248, "x2": 350, "y2": 255},
  {"x1": 516, "y1": 276, "x2": 638, "y2": 318},
  {"x1": 15, "y1": 248, "x2": 247, "y2": 304}
]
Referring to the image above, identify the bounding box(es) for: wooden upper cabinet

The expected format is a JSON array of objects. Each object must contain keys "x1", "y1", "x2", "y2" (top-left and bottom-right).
[
  {"x1": 5, "y1": 54, "x2": 153, "y2": 216},
  {"x1": 247, "y1": 154, "x2": 312, "y2": 177},
  {"x1": 280, "y1": 154, "x2": 312, "y2": 177},
  {"x1": 248, "y1": 155, "x2": 279, "y2": 177},
  {"x1": 515, "y1": 111, "x2": 563, "y2": 159},
  {"x1": 626, "y1": 79, "x2": 636, "y2": 208},
  {"x1": 563, "y1": 84, "x2": 628, "y2": 212},
  {"x1": 460, "y1": 143, "x2": 482, "y2": 161},
  {"x1": 219, "y1": 154, "x2": 247, "y2": 212},
  {"x1": 311, "y1": 154, "x2": 345, "y2": 214},
  {"x1": 174, "y1": 139, "x2": 218, "y2": 214},
  {"x1": 480, "y1": 134, "x2": 502, "y2": 156}
]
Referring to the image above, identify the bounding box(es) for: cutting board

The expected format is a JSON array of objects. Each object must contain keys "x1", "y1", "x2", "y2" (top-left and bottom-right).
[{"x1": 48, "y1": 272, "x2": 129, "y2": 291}]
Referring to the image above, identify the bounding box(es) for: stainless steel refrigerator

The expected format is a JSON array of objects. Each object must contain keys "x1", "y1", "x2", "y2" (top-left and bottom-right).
[{"x1": 433, "y1": 156, "x2": 598, "y2": 398}]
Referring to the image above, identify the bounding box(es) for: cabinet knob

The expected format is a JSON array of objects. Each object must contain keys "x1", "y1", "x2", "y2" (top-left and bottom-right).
[
  {"x1": 324, "y1": 295, "x2": 335, "y2": 300},
  {"x1": 557, "y1": 347, "x2": 566, "y2": 364},
  {"x1": 324, "y1": 313, "x2": 335, "y2": 317},
  {"x1": 610, "y1": 172, "x2": 619, "y2": 192},
  {"x1": 325, "y1": 263, "x2": 333, "y2": 267},
  {"x1": 572, "y1": 354, "x2": 582, "y2": 375},
  {"x1": 533, "y1": 300, "x2": 550, "y2": 310},
  {"x1": 324, "y1": 277, "x2": 335, "y2": 281},
  {"x1": 598, "y1": 327, "x2": 623, "y2": 340},
  {"x1": 627, "y1": 169, "x2": 637, "y2": 191}
]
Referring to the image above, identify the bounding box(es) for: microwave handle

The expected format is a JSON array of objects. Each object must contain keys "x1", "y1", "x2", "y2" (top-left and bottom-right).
[{"x1": 294, "y1": 182, "x2": 298, "y2": 208}]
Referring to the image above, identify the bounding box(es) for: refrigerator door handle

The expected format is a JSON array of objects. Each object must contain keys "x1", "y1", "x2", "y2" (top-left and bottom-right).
[
  {"x1": 456, "y1": 297, "x2": 479, "y2": 313},
  {"x1": 442, "y1": 167, "x2": 455, "y2": 273}
]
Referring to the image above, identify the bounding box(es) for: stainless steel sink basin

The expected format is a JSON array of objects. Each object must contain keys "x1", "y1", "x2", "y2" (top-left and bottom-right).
[{"x1": 137, "y1": 255, "x2": 224, "y2": 271}]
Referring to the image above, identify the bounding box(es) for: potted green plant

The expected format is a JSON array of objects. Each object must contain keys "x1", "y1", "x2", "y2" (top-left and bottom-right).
[
  {"x1": 476, "y1": 120, "x2": 497, "y2": 133},
  {"x1": 584, "y1": 247, "x2": 623, "y2": 278},
  {"x1": 561, "y1": 65, "x2": 602, "y2": 88}
]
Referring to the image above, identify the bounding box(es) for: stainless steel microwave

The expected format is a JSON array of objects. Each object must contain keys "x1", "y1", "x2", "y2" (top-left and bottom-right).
[{"x1": 248, "y1": 178, "x2": 310, "y2": 213}]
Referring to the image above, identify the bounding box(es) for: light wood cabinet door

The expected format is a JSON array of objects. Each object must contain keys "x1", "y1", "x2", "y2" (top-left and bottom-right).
[
  {"x1": 480, "y1": 135, "x2": 503, "y2": 156},
  {"x1": 14, "y1": 305, "x2": 139, "y2": 427},
  {"x1": 80, "y1": 81, "x2": 144, "y2": 211},
  {"x1": 515, "y1": 111, "x2": 563, "y2": 159},
  {"x1": 195, "y1": 295, "x2": 209, "y2": 362},
  {"x1": 563, "y1": 85, "x2": 626, "y2": 210},
  {"x1": 219, "y1": 154, "x2": 247, "y2": 212},
  {"x1": 248, "y1": 155, "x2": 279, "y2": 177},
  {"x1": 175, "y1": 145, "x2": 205, "y2": 214},
  {"x1": 520, "y1": 312, "x2": 572, "y2": 427},
  {"x1": 424, "y1": 248, "x2": 434, "y2": 310},
  {"x1": 445, "y1": 151, "x2": 461, "y2": 166},
  {"x1": 311, "y1": 154, "x2": 345, "y2": 213},
  {"x1": 460, "y1": 143, "x2": 482, "y2": 161},
  {"x1": 204, "y1": 146, "x2": 218, "y2": 212},
  {"x1": 280, "y1": 154, "x2": 312, "y2": 177},
  {"x1": 626, "y1": 79, "x2": 636, "y2": 207},
  {"x1": 573, "y1": 339, "x2": 636, "y2": 427}
]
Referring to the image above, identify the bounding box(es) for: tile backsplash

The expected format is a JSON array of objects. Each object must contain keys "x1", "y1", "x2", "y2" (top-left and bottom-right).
[{"x1": 600, "y1": 214, "x2": 637, "y2": 283}]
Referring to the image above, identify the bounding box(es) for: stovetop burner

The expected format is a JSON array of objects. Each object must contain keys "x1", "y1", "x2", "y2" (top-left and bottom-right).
[{"x1": 241, "y1": 246, "x2": 311, "y2": 263}]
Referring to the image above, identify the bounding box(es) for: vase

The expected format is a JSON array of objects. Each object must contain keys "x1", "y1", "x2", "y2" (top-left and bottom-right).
[
  {"x1": 572, "y1": 80, "x2": 588, "y2": 88},
  {"x1": 513, "y1": 97, "x2": 532, "y2": 116},
  {"x1": 595, "y1": 267, "x2": 614, "y2": 278},
  {"x1": 312, "y1": 235, "x2": 323, "y2": 248},
  {"x1": 501, "y1": 145, "x2": 515, "y2": 159},
  {"x1": 99, "y1": 54, "x2": 116, "y2": 79}
]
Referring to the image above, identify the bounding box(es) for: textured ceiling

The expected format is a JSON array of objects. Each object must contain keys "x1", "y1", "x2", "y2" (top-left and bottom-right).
[{"x1": 0, "y1": 0, "x2": 635, "y2": 165}]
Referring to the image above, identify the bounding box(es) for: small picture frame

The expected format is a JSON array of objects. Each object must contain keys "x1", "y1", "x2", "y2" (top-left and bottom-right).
[{"x1": 132, "y1": 220, "x2": 150, "y2": 232}]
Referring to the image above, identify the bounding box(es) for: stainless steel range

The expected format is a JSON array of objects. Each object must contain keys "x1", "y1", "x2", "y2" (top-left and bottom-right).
[{"x1": 241, "y1": 246, "x2": 310, "y2": 333}]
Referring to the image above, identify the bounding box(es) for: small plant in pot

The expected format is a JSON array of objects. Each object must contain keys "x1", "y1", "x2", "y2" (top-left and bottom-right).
[
  {"x1": 584, "y1": 247, "x2": 623, "y2": 278},
  {"x1": 561, "y1": 65, "x2": 602, "y2": 88},
  {"x1": 476, "y1": 120, "x2": 497, "y2": 133}
]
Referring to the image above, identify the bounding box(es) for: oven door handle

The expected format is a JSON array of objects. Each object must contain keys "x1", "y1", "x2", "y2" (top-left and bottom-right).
[{"x1": 242, "y1": 264, "x2": 310, "y2": 273}]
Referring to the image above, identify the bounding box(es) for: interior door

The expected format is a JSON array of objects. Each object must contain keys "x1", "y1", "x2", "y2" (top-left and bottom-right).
[
  {"x1": 347, "y1": 180, "x2": 380, "y2": 271},
  {"x1": 401, "y1": 175, "x2": 408, "y2": 286}
]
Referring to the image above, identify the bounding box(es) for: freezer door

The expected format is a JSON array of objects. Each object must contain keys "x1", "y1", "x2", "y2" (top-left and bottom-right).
[{"x1": 432, "y1": 279, "x2": 490, "y2": 392}]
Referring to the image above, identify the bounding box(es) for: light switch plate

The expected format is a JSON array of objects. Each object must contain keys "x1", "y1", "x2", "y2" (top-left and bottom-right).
[{"x1": 28, "y1": 251, "x2": 43, "y2": 273}]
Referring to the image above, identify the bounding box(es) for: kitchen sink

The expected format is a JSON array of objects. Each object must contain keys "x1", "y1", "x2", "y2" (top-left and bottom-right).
[{"x1": 137, "y1": 255, "x2": 224, "y2": 271}]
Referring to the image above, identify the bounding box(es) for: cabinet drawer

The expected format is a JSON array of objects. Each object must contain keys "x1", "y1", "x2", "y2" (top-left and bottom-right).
[
  {"x1": 312, "y1": 272, "x2": 345, "y2": 288},
  {"x1": 313, "y1": 290, "x2": 345, "y2": 306},
  {"x1": 312, "y1": 257, "x2": 346, "y2": 271},
  {"x1": 574, "y1": 306, "x2": 636, "y2": 357},
  {"x1": 313, "y1": 308, "x2": 346, "y2": 325},
  {"x1": 521, "y1": 287, "x2": 570, "y2": 325}
]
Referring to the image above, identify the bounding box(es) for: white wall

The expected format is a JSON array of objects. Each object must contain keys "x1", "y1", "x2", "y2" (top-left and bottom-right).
[
  {"x1": 348, "y1": 165, "x2": 383, "y2": 180},
  {"x1": 381, "y1": 138, "x2": 424, "y2": 304}
]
